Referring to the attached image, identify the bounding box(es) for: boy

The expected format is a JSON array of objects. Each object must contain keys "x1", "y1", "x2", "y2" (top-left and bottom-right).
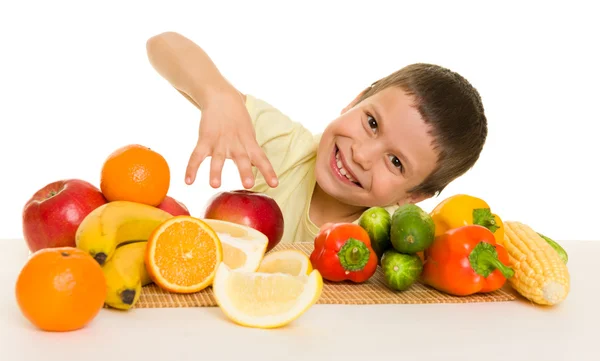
[{"x1": 146, "y1": 32, "x2": 488, "y2": 244}]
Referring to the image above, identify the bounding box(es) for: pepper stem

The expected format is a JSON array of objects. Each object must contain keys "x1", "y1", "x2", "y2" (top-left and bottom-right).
[
  {"x1": 468, "y1": 242, "x2": 514, "y2": 278},
  {"x1": 472, "y1": 208, "x2": 499, "y2": 234},
  {"x1": 337, "y1": 238, "x2": 371, "y2": 272}
]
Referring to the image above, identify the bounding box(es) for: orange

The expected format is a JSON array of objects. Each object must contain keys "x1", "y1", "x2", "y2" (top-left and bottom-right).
[
  {"x1": 100, "y1": 144, "x2": 170, "y2": 206},
  {"x1": 15, "y1": 247, "x2": 106, "y2": 332},
  {"x1": 145, "y1": 216, "x2": 223, "y2": 293}
]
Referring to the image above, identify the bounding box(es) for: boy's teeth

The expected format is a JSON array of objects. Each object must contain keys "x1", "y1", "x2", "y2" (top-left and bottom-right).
[
  {"x1": 336, "y1": 160, "x2": 346, "y2": 174},
  {"x1": 335, "y1": 149, "x2": 357, "y2": 183}
]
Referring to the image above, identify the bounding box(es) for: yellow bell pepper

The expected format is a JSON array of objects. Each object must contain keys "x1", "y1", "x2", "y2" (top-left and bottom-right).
[{"x1": 430, "y1": 194, "x2": 504, "y2": 245}]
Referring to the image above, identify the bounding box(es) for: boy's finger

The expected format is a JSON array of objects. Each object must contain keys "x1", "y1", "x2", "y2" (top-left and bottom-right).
[
  {"x1": 249, "y1": 145, "x2": 278, "y2": 188},
  {"x1": 186, "y1": 145, "x2": 209, "y2": 185},
  {"x1": 232, "y1": 150, "x2": 255, "y2": 189},
  {"x1": 209, "y1": 150, "x2": 226, "y2": 188}
]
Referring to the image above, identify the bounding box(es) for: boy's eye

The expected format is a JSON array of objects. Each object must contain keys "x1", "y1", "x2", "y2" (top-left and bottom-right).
[
  {"x1": 367, "y1": 115, "x2": 378, "y2": 131},
  {"x1": 389, "y1": 155, "x2": 404, "y2": 172},
  {"x1": 367, "y1": 113, "x2": 403, "y2": 173}
]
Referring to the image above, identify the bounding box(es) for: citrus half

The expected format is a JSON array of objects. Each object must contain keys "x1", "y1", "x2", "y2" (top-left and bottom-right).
[
  {"x1": 145, "y1": 216, "x2": 222, "y2": 293},
  {"x1": 202, "y1": 219, "x2": 268, "y2": 272},
  {"x1": 212, "y1": 263, "x2": 323, "y2": 329},
  {"x1": 256, "y1": 249, "x2": 313, "y2": 276}
]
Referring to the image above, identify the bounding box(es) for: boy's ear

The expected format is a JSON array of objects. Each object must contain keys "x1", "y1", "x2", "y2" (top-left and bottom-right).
[
  {"x1": 401, "y1": 192, "x2": 433, "y2": 206},
  {"x1": 341, "y1": 87, "x2": 371, "y2": 114}
]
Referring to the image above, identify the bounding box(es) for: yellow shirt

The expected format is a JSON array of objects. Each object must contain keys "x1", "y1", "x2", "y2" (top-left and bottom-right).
[
  {"x1": 245, "y1": 94, "x2": 320, "y2": 244},
  {"x1": 245, "y1": 94, "x2": 398, "y2": 244}
]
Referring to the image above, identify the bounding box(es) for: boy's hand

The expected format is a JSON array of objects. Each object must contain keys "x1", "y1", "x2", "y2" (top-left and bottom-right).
[{"x1": 184, "y1": 91, "x2": 278, "y2": 189}]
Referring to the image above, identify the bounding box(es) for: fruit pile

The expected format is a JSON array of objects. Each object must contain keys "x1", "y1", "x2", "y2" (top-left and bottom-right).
[
  {"x1": 319, "y1": 194, "x2": 571, "y2": 307},
  {"x1": 14, "y1": 143, "x2": 572, "y2": 333},
  {"x1": 16, "y1": 144, "x2": 319, "y2": 332}
]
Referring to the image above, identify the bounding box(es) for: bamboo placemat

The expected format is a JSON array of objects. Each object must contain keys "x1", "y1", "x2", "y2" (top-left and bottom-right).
[{"x1": 135, "y1": 242, "x2": 516, "y2": 308}]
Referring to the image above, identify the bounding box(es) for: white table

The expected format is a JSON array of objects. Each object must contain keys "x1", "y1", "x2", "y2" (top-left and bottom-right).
[{"x1": 1, "y1": 238, "x2": 597, "y2": 361}]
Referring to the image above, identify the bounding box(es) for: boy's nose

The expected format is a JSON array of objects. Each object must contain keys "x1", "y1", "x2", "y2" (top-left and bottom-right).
[{"x1": 351, "y1": 141, "x2": 375, "y2": 170}]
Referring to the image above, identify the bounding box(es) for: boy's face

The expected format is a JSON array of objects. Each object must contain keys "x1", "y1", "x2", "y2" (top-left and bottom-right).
[{"x1": 315, "y1": 86, "x2": 439, "y2": 208}]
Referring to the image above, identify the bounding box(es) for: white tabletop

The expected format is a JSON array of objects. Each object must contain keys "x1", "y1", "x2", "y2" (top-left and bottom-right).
[{"x1": 1, "y1": 238, "x2": 597, "y2": 361}]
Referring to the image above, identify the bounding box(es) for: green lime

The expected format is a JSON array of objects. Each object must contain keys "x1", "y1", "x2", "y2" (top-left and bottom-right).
[
  {"x1": 358, "y1": 207, "x2": 391, "y2": 262},
  {"x1": 381, "y1": 249, "x2": 423, "y2": 291},
  {"x1": 390, "y1": 204, "x2": 435, "y2": 254}
]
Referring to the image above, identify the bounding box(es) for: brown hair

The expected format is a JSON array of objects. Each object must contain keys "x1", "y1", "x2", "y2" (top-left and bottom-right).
[{"x1": 356, "y1": 63, "x2": 488, "y2": 197}]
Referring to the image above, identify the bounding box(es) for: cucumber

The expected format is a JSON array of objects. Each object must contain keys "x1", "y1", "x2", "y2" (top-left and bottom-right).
[
  {"x1": 390, "y1": 204, "x2": 435, "y2": 254},
  {"x1": 358, "y1": 207, "x2": 392, "y2": 262},
  {"x1": 538, "y1": 232, "x2": 568, "y2": 264},
  {"x1": 381, "y1": 249, "x2": 423, "y2": 291}
]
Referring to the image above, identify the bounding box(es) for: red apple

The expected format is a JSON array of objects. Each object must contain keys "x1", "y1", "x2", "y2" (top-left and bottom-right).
[
  {"x1": 22, "y1": 179, "x2": 108, "y2": 252},
  {"x1": 156, "y1": 195, "x2": 190, "y2": 216},
  {"x1": 203, "y1": 190, "x2": 284, "y2": 252}
]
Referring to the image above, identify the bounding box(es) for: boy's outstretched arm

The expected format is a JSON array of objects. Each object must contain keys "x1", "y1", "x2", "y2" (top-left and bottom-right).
[
  {"x1": 146, "y1": 31, "x2": 240, "y2": 109},
  {"x1": 146, "y1": 31, "x2": 278, "y2": 189}
]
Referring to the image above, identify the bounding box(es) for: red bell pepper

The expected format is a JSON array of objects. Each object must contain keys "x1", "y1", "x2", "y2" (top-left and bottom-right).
[
  {"x1": 309, "y1": 222, "x2": 378, "y2": 283},
  {"x1": 421, "y1": 224, "x2": 514, "y2": 296}
]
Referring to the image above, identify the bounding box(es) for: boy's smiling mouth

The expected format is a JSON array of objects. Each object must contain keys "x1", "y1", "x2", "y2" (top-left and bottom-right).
[{"x1": 332, "y1": 145, "x2": 363, "y2": 188}]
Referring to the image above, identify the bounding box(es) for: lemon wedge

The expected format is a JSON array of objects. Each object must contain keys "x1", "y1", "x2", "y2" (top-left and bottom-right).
[
  {"x1": 212, "y1": 263, "x2": 323, "y2": 328},
  {"x1": 257, "y1": 249, "x2": 313, "y2": 276},
  {"x1": 202, "y1": 219, "x2": 268, "y2": 272}
]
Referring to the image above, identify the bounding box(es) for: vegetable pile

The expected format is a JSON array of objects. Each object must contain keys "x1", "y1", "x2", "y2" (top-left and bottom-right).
[{"x1": 308, "y1": 194, "x2": 571, "y2": 306}]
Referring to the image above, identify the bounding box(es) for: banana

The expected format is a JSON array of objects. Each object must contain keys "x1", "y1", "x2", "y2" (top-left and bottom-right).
[
  {"x1": 102, "y1": 241, "x2": 153, "y2": 310},
  {"x1": 75, "y1": 200, "x2": 173, "y2": 265}
]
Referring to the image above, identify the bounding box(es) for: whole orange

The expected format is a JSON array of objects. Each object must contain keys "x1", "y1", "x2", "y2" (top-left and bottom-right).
[
  {"x1": 15, "y1": 247, "x2": 107, "y2": 332},
  {"x1": 100, "y1": 144, "x2": 170, "y2": 206}
]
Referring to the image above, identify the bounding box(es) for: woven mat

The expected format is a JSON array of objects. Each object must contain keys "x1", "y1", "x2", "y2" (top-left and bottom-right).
[{"x1": 135, "y1": 242, "x2": 516, "y2": 308}]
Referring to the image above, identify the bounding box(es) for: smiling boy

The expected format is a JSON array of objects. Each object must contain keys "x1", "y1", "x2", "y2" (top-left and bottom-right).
[{"x1": 146, "y1": 32, "x2": 488, "y2": 244}]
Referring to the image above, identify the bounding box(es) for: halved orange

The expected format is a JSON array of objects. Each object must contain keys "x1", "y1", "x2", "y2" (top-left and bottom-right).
[{"x1": 145, "y1": 215, "x2": 222, "y2": 293}]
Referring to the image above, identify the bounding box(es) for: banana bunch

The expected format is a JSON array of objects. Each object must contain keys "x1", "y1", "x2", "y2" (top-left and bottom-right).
[
  {"x1": 75, "y1": 201, "x2": 173, "y2": 310},
  {"x1": 103, "y1": 241, "x2": 154, "y2": 310},
  {"x1": 76, "y1": 200, "x2": 172, "y2": 265}
]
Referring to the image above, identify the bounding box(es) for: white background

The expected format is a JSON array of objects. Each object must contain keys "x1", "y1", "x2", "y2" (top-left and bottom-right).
[{"x1": 1, "y1": 1, "x2": 598, "y2": 242}]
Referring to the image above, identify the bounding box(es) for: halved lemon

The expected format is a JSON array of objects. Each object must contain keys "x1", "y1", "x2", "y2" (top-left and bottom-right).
[
  {"x1": 256, "y1": 249, "x2": 313, "y2": 276},
  {"x1": 202, "y1": 219, "x2": 269, "y2": 272},
  {"x1": 145, "y1": 216, "x2": 222, "y2": 293},
  {"x1": 212, "y1": 263, "x2": 323, "y2": 329}
]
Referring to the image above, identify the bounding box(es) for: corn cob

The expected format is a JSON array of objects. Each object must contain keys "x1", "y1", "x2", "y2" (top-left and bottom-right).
[{"x1": 502, "y1": 221, "x2": 570, "y2": 306}]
